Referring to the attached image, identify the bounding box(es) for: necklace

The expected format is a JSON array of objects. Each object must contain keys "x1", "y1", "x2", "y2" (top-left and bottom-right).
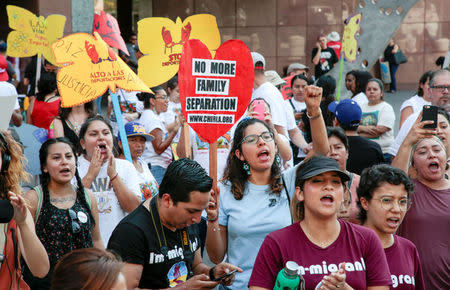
[{"x1": 300, "y1": 222, "x2": 340, "y2": 248}]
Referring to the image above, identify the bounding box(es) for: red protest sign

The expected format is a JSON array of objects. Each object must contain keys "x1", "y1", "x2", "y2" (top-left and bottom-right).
[
  {"x1": 93, "y1": 11, "x2": 128, "y2": 55},
  {"x1": 280, "y1": 75, "x2": 294, "y2": 100},
  {"x1": 179, "y1": 39, "x2": 253, "y2": 144}
]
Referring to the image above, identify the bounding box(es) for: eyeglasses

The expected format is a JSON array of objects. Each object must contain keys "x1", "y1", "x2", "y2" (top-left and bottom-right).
[
  {"x1": 430, "y1": 85, "x2": 450, "y2": 92},
  {"x1": 156, "y1": 96, "x2": 169, "y2": 101},
  {"x1": 241, "y1": 131, "x2": 274, "y2": 145},
  {"x1": 68, "y1": 209, "x2": 81, "y2": 234},
  {"x1": 376, "y1": 197, "x2": 411, "y2": 212}
]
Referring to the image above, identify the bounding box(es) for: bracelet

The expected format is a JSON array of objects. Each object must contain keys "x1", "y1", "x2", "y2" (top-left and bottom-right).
[
  {"x1": 208, "y1": 216, "x2": 218, "y2": 222},
  {"x1": 110, "y1": 173, "x2": 119, "y2": 182},
  {"x1": 306, "y1": 108, "x2": 321, "y2": 120},
  {"x1": 209, "y1": 266, "x2": 216, "y2": 281}
]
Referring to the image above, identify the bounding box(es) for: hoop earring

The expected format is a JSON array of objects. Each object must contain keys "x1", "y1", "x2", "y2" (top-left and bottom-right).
[{"x1": 243, "y1": 162, "x2": 250, "y2": 175}]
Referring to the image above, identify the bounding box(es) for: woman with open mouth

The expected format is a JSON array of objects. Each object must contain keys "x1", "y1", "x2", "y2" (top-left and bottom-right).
[
  {"x1": 358, "y1": 164, "x2": 425, "y2": 289},
  {"x1": 206, "y1": 86, "x2": 333, "y2": 290},
  {"x1": 249, "y1": 156, "x2": 391, "y2": 290},
  {"x1": 77, "y1": 115, "x2": 142, "y2": 246},
  {"x1": 392, "y1": 114, "x2": 450, "y2": 289},
  {"x1": 22, "y1": 137, "x2": 102, "y2": 288}
]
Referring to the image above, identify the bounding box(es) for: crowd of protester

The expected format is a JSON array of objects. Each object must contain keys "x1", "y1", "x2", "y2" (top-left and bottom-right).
[{"x1": 0, "y1": 29, "x2": 449, "y2": 290}]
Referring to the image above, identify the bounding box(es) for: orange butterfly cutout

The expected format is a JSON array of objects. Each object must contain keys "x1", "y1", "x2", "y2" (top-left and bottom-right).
[
  {"x1": 52, "y1": 32, "x2": 151, "y2": 108},
  {"x1": 6, "y1": 5, "x2": 66, "y2": 65}
]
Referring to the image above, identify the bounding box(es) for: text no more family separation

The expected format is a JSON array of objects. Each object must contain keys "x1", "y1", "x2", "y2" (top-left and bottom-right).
[{"x1": 187, "y1": 58, "x2": 238, "y2": 124}]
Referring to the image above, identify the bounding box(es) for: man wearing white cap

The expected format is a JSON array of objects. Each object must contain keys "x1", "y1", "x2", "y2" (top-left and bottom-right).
[
  {"x1": 0, "y1": 54, "x2": 22, "y2": 127},
  {"x1": 327, "y1": 31, "x2": 342, "y2": 60}
]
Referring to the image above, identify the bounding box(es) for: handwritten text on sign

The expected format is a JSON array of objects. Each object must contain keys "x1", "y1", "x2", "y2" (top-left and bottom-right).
[{"x1": 189, "y1": 58, "x2": 237, "y2": 124}]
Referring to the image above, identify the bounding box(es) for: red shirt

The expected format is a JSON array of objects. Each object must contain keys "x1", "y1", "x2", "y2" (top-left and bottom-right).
[{"x1": 31, "y1": 98, "x2": 60, "y2": 129}]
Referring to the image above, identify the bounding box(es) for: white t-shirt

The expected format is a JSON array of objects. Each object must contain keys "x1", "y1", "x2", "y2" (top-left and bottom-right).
[
  {"x1": 400, "y1": 95, "x2": 430, "y2": 115},
  {"x1": 135, "y1": 158, "x2": 159, "y2": 200},
  {"x1": 77, "y1": 155, "x2": 142, "y2": 245},
  {"x1": 252, "y1": 82, "x2": 287, "y2": 132},
  {"x1": 0, "y1": 81, "x2": 20, "y2": 110},
  {"x1": 285, "y1": 98, "x2": 306, "y2": 114},
  {"x1": 159, "y1": 101, "x2": 182, "y2": 143},
  {"x1": 360, "y1": 101, "x2": 395, "y2": 153},
  {"x1": 387, "y1": 112, "x2": 419, "y2": 156},
  {"x1": 189, "y1": 126, "x2": 233, "y2": 180},
  {"x1": 139, "y1": 109, "x2": 173, "y2": 168},
  {"x1": 218, "y1": 181, "x2": 292, "y2": 290},
  {"x1": 352, "y1": 92, "x2": 369, "y2": 108}
]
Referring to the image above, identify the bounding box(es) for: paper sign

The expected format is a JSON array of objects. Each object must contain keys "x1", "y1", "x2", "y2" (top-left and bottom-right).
[
  {"x1": 0, "y1": 94, "x2": 17, "y2": 130},
  {"x1": 280, "y1": 75, "x2": 295, "y2": 100},
  {"x1": 138, "y1": 14, "x2": 220, "y2": 88},
  {"x1": 6, "y1": 5, "x2": 66, "y2": 65},
  {"x1": 342, "y1": 13, "x2": 362, "y2": 62},
  {"x1": 179, "y1": 39, "x2": 253, "y2": 144},
  {"x1": 52, "y1": 32, "x2": 151, "y2": 107},
  {"x1": 93, "y1": 11, "x2": 128, "y2": 55}
]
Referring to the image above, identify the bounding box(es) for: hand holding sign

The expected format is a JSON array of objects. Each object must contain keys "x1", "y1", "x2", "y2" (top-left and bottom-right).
[
  {"x1": 52, "y1": 32, "x2": 150, "y2": 107},
  {"x1": 179, "y1": 39, "x2": 254, "y2": 144},
  {"x1": 6, "y1": 5, "x2": 66, "y2": 65}
]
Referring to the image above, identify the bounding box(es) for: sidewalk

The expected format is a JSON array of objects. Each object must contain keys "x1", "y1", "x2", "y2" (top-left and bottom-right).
[{"x1": 384, "y1": 90, "x2": 416, "y2": 135}]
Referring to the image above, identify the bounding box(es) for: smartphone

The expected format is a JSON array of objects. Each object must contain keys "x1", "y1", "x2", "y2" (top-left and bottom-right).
[
  {"x1": 421, "y1": 105, "x2": 438, "y2": 129},
  {"x1": 252, "y1": 100, "x2": 266, "y2": 121},
  {"x1": 213, "y1": 269, "x2": 238, "y2": 281}
]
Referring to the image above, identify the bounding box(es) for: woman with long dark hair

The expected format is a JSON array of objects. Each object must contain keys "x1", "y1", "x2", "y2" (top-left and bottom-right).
[
  {"x1": 206, "y1": 86, "x2": 329, "y2": 289},
  {"x1": 77, "y1": 115, "x2": 141, "y2": 245},
  {"x1": 23, "y1": 137, "x2": 102, "y2": 288}
]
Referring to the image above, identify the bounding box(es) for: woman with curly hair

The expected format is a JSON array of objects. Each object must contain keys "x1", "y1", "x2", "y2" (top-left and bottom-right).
[
  {"x1": 52, "y1": 248, "x2": 125, "y2": 290},
  {"x1": 0, "y1": 130, "x2": 49, "y2": 289},
  {"x1": 23, "y1": 137, "x2": 102, "y2": 289},
  {"x1": 206, "y1": 86, "x2": 329, "y2": 289}
]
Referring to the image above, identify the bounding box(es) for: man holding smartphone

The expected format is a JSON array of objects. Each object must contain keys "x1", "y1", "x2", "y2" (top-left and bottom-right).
[
  {"x1": 388, "y1": 69, "x2": 450, "y2": 157},
  {"x1": 108, "y1": 159, "x2": 241, "y2": 289}
]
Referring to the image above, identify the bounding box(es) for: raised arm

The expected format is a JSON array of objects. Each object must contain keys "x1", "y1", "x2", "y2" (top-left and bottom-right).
[
  {"x1": 391, "y1": 113, "x2": 436, "y2": 173},
  {"x1": 305, "y1": 85, "x2": 329, "y2": 156}
]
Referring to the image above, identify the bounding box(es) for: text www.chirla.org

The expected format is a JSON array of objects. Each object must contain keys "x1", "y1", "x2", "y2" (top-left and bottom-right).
[{"x1": 188, "y1": 114, "x2": 235, "y2": 124}]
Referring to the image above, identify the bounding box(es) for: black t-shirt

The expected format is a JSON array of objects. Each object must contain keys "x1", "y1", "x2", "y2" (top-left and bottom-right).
[
  {"x1": 346, "y1": 135, "x2": 385, "y2": 175},
  {"x1": 311, "y1": 47, "x2": 338, "y2": 78},
  {"x1": 107, "y1": 199, "x2": 200, "y2": 289}
]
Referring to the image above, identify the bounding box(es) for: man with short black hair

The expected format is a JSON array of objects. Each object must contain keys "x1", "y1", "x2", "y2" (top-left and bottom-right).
[
  {"x1": 108, "y1": 158, "x2": 241, "y2": 289},
  {"x1": 311, "y1": 34, "x2": 338, "y2": 78},
  {"x1": 328, "y1": 99, "x2": 384, "y2": 175}
]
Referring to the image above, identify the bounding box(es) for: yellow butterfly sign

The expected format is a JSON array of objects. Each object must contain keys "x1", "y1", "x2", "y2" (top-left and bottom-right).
[
  {"x1": 52, "y1": 32, "x2": 151, "y2": 108},
  {"x1": 342, "y1": 13, "x2": 362, "y2": 62},
  {"x1": 138, "y1": 14, "x2": 220, "y2": 88},
  {"x1": 6, "y1": 5, "x2": 66, "y2": 65}
]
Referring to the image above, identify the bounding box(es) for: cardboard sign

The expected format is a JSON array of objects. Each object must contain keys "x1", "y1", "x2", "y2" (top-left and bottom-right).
[
  {"x1": 93, "y1": 11, "x2": 128, "y2": 55},
  {"x1": 52, "y1": 32, "x2": 150, "y2": 107},
  {"x1": 280, "y1": 75, "x2": 294, "y2": 100},
  {"x1": 342, "y1": 13, "x2": 362, "y2": 62},
  {"x1": 138, "y1": 14, "x2": 220, "y2": 88},
  {"x1": 6, "y1": 5, "x2": 66, "y2": 65},
  {"x1": 179, "y1": 39, "x2": 253, "y2": 144}
]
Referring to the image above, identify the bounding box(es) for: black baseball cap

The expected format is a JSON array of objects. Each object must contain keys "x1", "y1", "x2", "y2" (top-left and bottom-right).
[{"x1": 296, "y1": 155, "x2": 350, "y2": 182}]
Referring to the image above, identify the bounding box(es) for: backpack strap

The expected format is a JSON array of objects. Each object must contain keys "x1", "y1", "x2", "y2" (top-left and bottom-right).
[
  {"x1": 33, "y1": 185, "x2": 43, "y2": 223},
  {"x1": 288, "y1": 98, "x2": 297, "y2": 112}
]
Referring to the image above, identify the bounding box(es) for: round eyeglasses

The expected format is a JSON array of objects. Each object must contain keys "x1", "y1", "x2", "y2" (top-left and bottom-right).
[
  {"x1": 376, "y1": 197, "x2": 411, "y2": 212},
  {"x1": 240, "y1": 131, "x2": 274, "y2": 145}
]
